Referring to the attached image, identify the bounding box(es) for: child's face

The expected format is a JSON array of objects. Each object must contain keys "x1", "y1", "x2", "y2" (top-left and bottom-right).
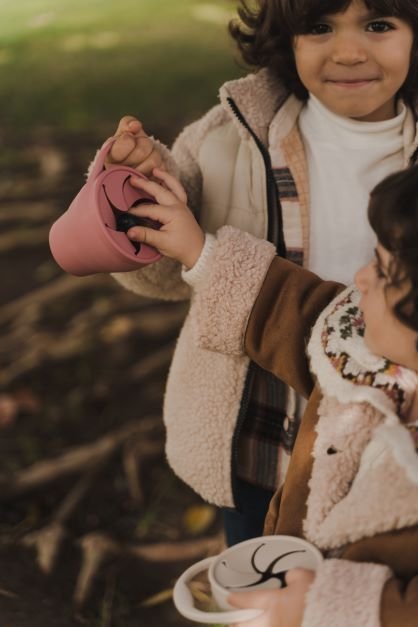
[
  {"x1": 355, "y1": 244, "x2": 418, "y2": 371},
  {"x1": 293, "y1": 0, "x2": 414, "y2": 121}
]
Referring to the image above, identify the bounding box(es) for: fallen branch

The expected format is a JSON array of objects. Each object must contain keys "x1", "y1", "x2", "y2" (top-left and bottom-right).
[
  {"x1": 0, "y1": 416, "x2": 162, "y2": 500},
  {"x1": 0, "y1": 226, "x2": 50, "y2": 252},
  {"x1": 130, "y1": 342, "x2": 176, "y2": 381},
  {"x1": 129, "y1": 533, "x2": 224, "y2": 562},
  {"x1": 73, "y1": 531, "x2": 224, "y2": 606},
  {"x1": 0, "y1": 201, "x2": 57, "y2": 223},
  {"x1": 0, "y1": 274, "x2": 109, "y2": 326}
]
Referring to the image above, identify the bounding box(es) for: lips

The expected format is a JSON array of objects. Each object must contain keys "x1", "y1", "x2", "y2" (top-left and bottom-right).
[{"x1": 325, "y1": 77, "x2": 378, "y2": 84}]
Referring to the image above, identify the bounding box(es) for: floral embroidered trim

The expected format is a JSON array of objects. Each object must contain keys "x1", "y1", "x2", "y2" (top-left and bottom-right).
[{"x1": 320, "y1": 288, "x2": 412, "y2": 415}]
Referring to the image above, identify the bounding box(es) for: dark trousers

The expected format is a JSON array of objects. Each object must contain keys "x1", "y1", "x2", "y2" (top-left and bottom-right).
[{"x1": 222, "y1": 477, "x2": 275, "y2": 546}]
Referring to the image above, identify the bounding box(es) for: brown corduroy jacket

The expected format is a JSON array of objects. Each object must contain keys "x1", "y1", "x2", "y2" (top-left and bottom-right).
[{"x1": 183, "y1": 226, "x2": 418, "y2": 627}]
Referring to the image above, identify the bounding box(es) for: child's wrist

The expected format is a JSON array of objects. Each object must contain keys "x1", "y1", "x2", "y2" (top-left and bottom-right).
[
  {"x1": 182, "y1": 233, "x2": 216, "y2": 287},
  {"x1": 182, "y1": 229, "x2": 206, "y2": 270}
]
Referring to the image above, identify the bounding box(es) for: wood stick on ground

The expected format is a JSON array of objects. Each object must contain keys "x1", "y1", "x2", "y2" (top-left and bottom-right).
[
  {"x1": 21, "y1": 462, "x2": 114, "y2": 573},
  {"x1": 0, "y1": 416, "x2": 162, "y2": 500},
  {"x1": 74, "y1": 533, "x2": 120, "y2": 607},
  {"x1": 73, "y1": 531, "x2": 224, "y2": 606},
  {"x1": 0, "y1": 274, "x2": 109, "y2": 325},
  {"x1": 122, "y1": 439, "x2": 163, "y2": 503}
]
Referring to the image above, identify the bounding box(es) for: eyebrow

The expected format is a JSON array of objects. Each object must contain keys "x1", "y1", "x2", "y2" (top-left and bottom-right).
[{"x1": 319, "y1": 9, "x2": 392, "y2": 23}]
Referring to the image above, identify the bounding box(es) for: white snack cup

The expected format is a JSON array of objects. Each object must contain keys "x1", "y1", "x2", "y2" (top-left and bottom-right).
[{"x1": 173, "y1": 534, "x2": 323, "y2": 623}]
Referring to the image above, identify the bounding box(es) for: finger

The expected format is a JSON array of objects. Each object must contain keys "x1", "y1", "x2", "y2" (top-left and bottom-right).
[
  {"x1": 228, "y1": 590, "x2": 272, "y2": 610},
  {"x1": 130, "y1": 176, "x2": 178, "y2": 206},
  {"x1": 115, "y1": 115, "x2": 143, "y2": 136},
  {"x1": 127, "y1": 202, "x2": 174, "y2": 226},
  {"x1": 127, "y1": 224, "x2": 166, "y2": 251},
  {"x1": 152, "y1": 168, "x2": 187, "y2": 203},
  {"x1": 135, "y1": 148, "x2": 165, "y2": 176},
  {"x1": 118, "y1": 136, "x2": 155, "y2": 168},
  {"x1": 284, "y1": 568, "x2": 314, "y2": 586},
  {"x1": 107, "y1": 133, "x2": 137, "y2": 163}
]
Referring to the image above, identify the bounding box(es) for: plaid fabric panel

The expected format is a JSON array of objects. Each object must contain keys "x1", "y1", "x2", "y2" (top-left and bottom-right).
[
  {"x1": 237, "y1": 366, "x2": 289, "y2": 491},
  {"x1": 236, "y1": 165, "x2": 303, "y2": 490},
  {"x1": 273, "y1": 167, "x2": 297, "y2": 198}
]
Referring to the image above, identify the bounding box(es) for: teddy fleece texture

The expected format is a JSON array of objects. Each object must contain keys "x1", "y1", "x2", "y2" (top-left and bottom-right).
[
  {"x1": 87, "y1": 69, "x2": 307, "y2": 505},
  {"x1": 302, "y1": 559, "x2": 391, "y2": 627},
  {"x1": 182, "y1": 227, "x2": 418, "y2": 626},
  {"x1": 87, "y1": 69, "x2": 418, "y2": 511},
  {"x1": 164, "y1": 229, "x2": 276, "y2": 506}
]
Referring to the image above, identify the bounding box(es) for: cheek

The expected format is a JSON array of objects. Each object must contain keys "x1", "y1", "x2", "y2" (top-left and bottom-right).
[
  {"x1": 294, "y1": 55, "x2": 317, "y2": 91},
  {"x1": 389, "y1": 38, "x2": 414, "y2": 82},
  {"x1": 293, "y1": 43, "x2": 314, "y2": 79},
  {"x1": 359, "y1": 291, "x2": 381, "y2": 329}
]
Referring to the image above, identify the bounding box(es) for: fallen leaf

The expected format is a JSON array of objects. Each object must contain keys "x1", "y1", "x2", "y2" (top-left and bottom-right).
[
  {"x1": 100, "y1": 316, "x2": 134, "y2": 342},
  {"x1": 140, "y1": 588, "x2": 173, "y2": 607},
  {"x1": 189, "y1": 580, "x2": 211, "y2": 604},
  {"x1": 183, "y1": 504, "x2": 216, "y2": 535}
]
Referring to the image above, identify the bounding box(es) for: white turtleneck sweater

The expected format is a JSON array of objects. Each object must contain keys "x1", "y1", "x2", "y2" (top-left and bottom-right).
[{"x1": 298, "y1": 95, "x2": 408, "y2": 283}]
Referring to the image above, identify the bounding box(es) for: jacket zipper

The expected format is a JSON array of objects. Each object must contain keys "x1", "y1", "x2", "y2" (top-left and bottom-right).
[
  {"x1": 227, "y1": 97, "x2": 287, "y2": 257},
  {"x1": 227, "y1": 96, "x2": 286, "y2": 510}
]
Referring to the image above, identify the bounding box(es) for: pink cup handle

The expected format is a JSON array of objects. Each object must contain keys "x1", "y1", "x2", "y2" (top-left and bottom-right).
[{"x1": 173, "y1": 556, "x2": 263, "y2": 624}]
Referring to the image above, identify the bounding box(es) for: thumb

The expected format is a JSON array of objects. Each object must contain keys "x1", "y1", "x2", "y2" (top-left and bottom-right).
[
  {"x1": 228, "y1": 589, "x2": 273, "y2": 610},
  {"x1": 127, "y1": 224, "x2": 166, "y2": 251},
  {"x1": 285, "y1": 568, "x2": 314, "y2": 586},
  {"x1": 127, "y1": 119, "x2": 143, "y2": 135}
]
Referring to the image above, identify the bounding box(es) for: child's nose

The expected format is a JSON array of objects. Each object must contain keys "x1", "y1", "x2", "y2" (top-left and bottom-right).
[
  {"x1": 331, "y1": 35, "x2": 367, "y2": 65},
  {"x1": 354, "y1": 263, "x2": 370, "y2": 293}
]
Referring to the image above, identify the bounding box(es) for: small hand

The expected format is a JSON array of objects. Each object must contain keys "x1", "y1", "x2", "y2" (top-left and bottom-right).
[
  {"x1": 228, "y1": 568, "x2": 315, "y2": 627},
  {"x1": 127, "y1": 168, "x2": 205, "y2": 269},
  {"x1": 106, "y1": 115, "x2": 164, "y2": 176}
]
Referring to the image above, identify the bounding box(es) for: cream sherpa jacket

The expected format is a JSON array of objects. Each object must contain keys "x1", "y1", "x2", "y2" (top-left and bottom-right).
[
  {"x1": 106, "y1": 69, "x2": 301, "y2": 507},
  {"x1": 182, "y1": 227, "x2": 418, "y2": 627},
  {"x1": 89, "y1": 69, "x2": 418, "y2": 507}
]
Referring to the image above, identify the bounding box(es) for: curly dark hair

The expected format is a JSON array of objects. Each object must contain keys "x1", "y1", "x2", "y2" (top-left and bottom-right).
[
  {"x1": 229, "y1": 0, "x2": 418, "y2": 107},
  {"x1": 368, "y1": 166, "x2": 418, "y2": 347}
]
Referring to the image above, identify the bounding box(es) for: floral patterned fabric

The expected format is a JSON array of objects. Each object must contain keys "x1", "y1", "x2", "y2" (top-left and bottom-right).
[{"x1": 316, "y1": 286, "x2": 417, "y2": 420}]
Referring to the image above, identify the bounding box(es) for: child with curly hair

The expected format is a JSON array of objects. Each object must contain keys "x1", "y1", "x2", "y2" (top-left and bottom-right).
[{"x1": 93, "y1": 0, "x2": 418, "y2": 545}]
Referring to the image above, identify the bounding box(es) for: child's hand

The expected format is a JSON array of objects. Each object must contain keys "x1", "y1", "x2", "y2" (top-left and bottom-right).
[
  {"x1": 106, "y1": 116, "x2": 164, "y2": 176},
  {"x1": 127, "y1": 168, "x2": 205, "y2": 269},
  {"x1": 228, "y1": 568, "x2": 315, "y2": 627}
]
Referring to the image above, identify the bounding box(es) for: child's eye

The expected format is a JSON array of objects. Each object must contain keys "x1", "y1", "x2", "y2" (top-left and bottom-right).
[
  {"x1": 366, "y1": 20, "x2": 394, "y2": 33},
  {"x1": 373, "y1": 261, "x2": 387, "y2": 280},
  {"x1": 308, "y1": 23, "x2": 332, "y2": 36}
]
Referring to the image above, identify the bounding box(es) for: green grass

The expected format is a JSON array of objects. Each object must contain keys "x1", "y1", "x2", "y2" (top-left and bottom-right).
[{"x1": 0, "y1": 0, "x2": 243, "y2": 142}]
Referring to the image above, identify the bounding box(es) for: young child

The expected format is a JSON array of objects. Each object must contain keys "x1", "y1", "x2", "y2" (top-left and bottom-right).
[
  {"x1": 95, "y1": 0, "x2": 418, "y2": 544},
  {"x1": 114, "y1": 160, "x2": 418, "y2": 626}
]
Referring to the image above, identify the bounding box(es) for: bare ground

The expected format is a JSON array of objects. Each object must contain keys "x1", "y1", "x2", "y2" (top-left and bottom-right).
[{"x1": 0, "y1": 130, "x2": 223, "y2": 627}]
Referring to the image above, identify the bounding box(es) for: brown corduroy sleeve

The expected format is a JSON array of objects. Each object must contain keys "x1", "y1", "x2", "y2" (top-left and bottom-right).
[
  {"x1": 245, "y1": 256, "x2": 344, "y2": 398},
  {"x1": 342, "y1": 526, "x2": 418, "y2": 627},
  {"x1": 381, "y1": 577, "x2": 418, "y2": 627}
]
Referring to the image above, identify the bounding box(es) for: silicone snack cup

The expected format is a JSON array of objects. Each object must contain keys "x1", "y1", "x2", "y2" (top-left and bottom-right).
[
  {"x1": 173, "y1": 535, "x2": 323, "y2": 624},
  {"x1": 48, "y1": 138, "x2": 161, "y2": 276}
]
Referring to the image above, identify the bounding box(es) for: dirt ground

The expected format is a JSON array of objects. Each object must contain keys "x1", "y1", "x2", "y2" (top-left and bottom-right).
[{"x1": 0, "y1": 131, "x2": 223, "y2": 627}]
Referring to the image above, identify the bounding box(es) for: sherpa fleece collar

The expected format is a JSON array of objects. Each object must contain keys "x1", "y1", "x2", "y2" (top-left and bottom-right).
[
  {"x1": 308, "y1": 286, "x2": 418, "y2": 424},
  {"x1": 218, "y1": 68, "x2": 289, "y2": 143}
]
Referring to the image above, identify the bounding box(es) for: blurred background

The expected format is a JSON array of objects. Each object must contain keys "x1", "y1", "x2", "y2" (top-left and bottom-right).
[{"x1": 0, "y1": 1, "x2": 244, "y2": 625}]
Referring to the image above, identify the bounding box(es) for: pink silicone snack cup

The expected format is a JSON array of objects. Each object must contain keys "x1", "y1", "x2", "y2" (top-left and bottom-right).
[{"x1": 49, "y1": 138, "x2": 161, "y2": 276}]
